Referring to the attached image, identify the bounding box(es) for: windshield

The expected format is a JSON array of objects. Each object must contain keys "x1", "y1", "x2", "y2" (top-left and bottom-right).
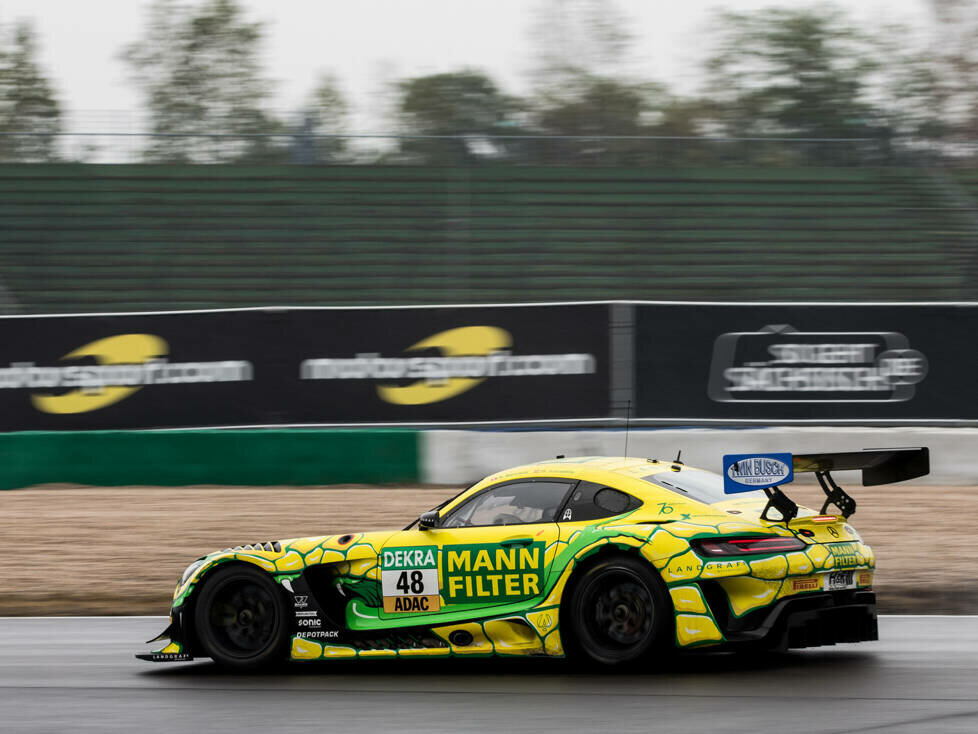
[
  {"x1": 642, "y1": 470, "x2": 764, "y2": 506},
  {"x1": 402, "y1": 483, "x2": 475, "y2": 530}
]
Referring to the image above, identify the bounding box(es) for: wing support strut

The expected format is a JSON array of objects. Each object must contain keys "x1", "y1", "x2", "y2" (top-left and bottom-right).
[
  {"x1": 816, "y1": 471, "x2": 856, "y2": 519},
  {"x1": 759, "y1": 486, "x2": 798, "y2": 524}
]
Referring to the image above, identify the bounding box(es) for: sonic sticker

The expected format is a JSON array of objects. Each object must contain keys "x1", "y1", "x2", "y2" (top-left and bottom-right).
[{"x1": 723, "y1": 453, "x2": 793, "y2": 494}]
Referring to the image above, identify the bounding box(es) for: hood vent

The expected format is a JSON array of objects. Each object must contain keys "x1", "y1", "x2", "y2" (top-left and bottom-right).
[{"x1": 225, "y1": 541, "x2": 282, "y2": 553}]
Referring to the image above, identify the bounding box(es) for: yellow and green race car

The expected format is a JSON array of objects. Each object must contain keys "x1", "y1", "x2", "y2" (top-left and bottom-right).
[{"x1": 138, "y1": 447, "x2": 928, "y2": 669}]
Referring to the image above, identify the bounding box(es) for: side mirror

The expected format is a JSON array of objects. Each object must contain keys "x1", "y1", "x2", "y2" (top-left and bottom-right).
[{"x1": 418, "y1": 510, "x2": 439, "y2": 531}]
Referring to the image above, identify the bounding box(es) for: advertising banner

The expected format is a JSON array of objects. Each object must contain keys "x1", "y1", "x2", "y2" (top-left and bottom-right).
[
  {"x1": 4, "y1": 301, "x2": 974, "y2": 430},
  {"x1": 0, "y1": 310, "x2": 259, "y2": 431},
  {"x1": 635, "y1": 304, "x2": 969, "y2": 422},
  {"x1": 288, "y1": 306, "x2": 609, "y2": 424},
  {"x1": 0, "y1": 304, "x2": 609, "y2": 430}
]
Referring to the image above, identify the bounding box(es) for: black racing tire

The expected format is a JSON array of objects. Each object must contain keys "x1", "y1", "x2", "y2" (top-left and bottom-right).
[
  {"x1": 193, "y1": 564, "x2": 290, "y2": 670},
  {"x1": 564, "y1": 555, "x2": 670, "y2": 667}
]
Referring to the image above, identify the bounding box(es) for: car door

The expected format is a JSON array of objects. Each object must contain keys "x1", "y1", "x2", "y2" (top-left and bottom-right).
[{"x1": 378, "y1": 478, "x2": 574, "y2": 621}]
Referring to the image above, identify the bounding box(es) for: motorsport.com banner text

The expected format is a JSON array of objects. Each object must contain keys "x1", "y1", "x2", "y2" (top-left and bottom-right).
[{"x1": 0, "y1": 306, "x2": 607, "y2": 430}]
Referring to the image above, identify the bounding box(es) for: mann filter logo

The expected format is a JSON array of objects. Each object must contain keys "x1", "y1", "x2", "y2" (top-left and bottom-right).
[
  {"x1": 300, "y1": 326, "x2": 596, "y2": 405},
  {"x1": 708, "y1": 324, "x2": 928, "y2": 403},
  {"x1": 443, "y1": 541, "x2": 544, "y2": 603},
  {"x1": 0, "y1": 334, "x2": 253, "y2": 414},
  {"x1": 828, "y1": 542, "x2": 860, "y2": 569}
]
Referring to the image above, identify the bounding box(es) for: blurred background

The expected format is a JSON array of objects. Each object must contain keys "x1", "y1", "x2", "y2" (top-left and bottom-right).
[{"x1": 1, "y1": 0, "x2": 978, "y2": 311}]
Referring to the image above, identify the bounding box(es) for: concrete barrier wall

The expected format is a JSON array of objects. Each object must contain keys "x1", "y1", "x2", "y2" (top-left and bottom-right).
[
  {"x1": 0, "y1": 430, "x2": 419, "y2": 489},
  {"x1": 421, "y1": 427, "x2": 978, "y2": 485},
  {"x1": 4, "y1": 427, "x2": 973, "y2": 490}
]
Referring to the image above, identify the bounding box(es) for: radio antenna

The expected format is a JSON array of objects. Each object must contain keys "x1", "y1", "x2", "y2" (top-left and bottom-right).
[{"x1": 623, "y1": 400, "x2": 631, "y2": 458}]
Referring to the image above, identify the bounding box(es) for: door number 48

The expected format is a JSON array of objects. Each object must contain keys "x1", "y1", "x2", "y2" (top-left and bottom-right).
[{"x1": 396, "y1": 570, "x2": 426, "y2": 595}]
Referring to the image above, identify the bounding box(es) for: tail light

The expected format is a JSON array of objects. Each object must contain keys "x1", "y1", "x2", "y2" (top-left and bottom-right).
[{"x1": 694, "y1": 536, "x2": 806, "y2": 556}]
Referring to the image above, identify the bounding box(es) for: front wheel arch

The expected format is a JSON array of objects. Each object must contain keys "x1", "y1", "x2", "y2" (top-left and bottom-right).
[
  {"x1": 181, "y1": 559, "x2": 288, "y2": 660},
  {"x1": 191, "y1": 562, "x2": 292, "y2": 669}
]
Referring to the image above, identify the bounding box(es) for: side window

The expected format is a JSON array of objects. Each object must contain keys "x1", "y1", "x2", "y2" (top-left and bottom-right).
[
  {"x1": 558, "y1": 481, "x2": 642, "y2": 522},
  {"x1": 440, "y1": 480, "x2": 573, "y2": 528},
  {"x1": 595, "y1": 488, "x2": 633, "y2": 514}
]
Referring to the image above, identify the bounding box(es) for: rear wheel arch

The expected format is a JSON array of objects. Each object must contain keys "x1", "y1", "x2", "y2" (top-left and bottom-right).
[
  {"x1": 560, "y1": 544, "x2": 665, "y2": 604},
  {"x1": 559, "y1": 546, "x2": 674, "y2": 666}
]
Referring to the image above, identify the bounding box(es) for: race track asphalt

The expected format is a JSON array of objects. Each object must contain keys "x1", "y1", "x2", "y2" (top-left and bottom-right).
[{"x1": 0, "y1": 616, "x2": 975, "y2": 733}]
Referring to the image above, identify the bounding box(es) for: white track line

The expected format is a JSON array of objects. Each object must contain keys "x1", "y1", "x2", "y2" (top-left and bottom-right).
[{"x1": 3, "y1": 300, "x2": 978, "y2": 319}]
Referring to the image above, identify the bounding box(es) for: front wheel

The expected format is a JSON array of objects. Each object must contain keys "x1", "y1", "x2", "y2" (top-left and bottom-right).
[
  {"x1": 565, "y1": 556, "x2": 670, "y2": 666},
  {"x1": 194, "y1": 564, "x2": 290, "y2": 670}
]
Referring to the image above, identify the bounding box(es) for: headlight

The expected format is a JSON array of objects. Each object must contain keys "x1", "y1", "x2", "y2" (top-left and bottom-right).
[{"x1": 180, "y1": 559, "x2": 206, "y2": 585}]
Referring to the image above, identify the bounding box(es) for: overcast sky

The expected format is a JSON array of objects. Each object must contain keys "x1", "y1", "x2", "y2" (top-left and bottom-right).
[{"x1": 0, "y1": 0, "x2": 935, "y2": 136}]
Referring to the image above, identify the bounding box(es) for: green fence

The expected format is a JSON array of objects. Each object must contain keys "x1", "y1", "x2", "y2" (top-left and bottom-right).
[
  {"x1": 0, "y1": 163, "x2": 972, "y2": 313},
  {"x1": 0, "y1": 430, "x2": 420, "y2": 489}
]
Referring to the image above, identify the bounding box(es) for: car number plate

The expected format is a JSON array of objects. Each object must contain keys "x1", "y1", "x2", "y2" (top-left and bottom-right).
[
  {"x1": 823, "y1": 570, "x2": 856, "y2": 591},
  {"x1": 381, "y1": 545, "x2": 441, "y2": 614}
]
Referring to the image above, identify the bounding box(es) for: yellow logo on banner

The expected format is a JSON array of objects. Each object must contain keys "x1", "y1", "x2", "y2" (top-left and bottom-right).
[
  {"x1": 377, "y1": 326, "x2": 511, "y2": 405},
  {"x1": 31, "y1": 334, "x2": 168, "y2": 414}
]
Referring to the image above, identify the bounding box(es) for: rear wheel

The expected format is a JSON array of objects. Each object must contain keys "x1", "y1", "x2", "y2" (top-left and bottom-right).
[
  {"x1": 194, "y1": 564, "x2": 290, "y2": 670},
  {"x1": 565, "y1": 556, "x2": 669, "y2": 666}
]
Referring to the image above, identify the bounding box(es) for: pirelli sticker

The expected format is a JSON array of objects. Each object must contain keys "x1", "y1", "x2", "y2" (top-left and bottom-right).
[
  {"x1": 381, "y1": 547, "x2": 441, "y2": 613},
  {"x1": 791, "y1": 577, "x2": 820, "y2": 593}
]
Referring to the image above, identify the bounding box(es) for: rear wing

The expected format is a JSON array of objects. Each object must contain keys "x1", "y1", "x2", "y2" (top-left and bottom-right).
[
  {"x1": 792, "y1": 448, "x2": 930, "y2": 486},
  {"x1": 723, "y1": 447, "x2": 929, "y2": 524}
]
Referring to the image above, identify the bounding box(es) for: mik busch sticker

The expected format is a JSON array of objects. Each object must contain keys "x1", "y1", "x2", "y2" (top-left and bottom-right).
[
  {"x1": 723, "y1": 453, "x2": 793, "y2": 494},
  {"x1": 707, "y1": 324, "x2": 928, "y2": 403}
]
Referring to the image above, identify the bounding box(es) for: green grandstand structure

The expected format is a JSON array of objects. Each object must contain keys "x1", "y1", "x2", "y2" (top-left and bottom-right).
[{"x1": 0, "y1": 164, "x2": 972, "y2": 313}]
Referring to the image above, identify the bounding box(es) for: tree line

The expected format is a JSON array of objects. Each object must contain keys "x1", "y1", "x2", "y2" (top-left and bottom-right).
[{"x1": 3, "y1": 0, "x2": 978, "y2": 164}]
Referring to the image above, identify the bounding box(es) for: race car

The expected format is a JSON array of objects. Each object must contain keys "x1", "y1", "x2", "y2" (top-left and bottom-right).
[{"x1": 138, "y1": 447, "x2": 928, "y2": 669}]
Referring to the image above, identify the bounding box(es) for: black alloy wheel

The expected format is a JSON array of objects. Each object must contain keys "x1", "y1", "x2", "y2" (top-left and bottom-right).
[
  {"x1": 566, "y1": 556, "x2": 669, "y2": 666},
  {"x1": 194, "y1": 564, "x2": 290, "y2": 670}
]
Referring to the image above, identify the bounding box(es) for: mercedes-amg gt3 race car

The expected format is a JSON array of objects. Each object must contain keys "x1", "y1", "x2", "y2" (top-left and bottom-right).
[{"x1": 138, "y1": 447, "x2": 928, "y2": 669}]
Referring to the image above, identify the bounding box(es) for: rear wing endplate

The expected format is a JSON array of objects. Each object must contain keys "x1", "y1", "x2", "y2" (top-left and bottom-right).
[{"x1": 723, "y1": 447, "x2": 929, "y2": 524}]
